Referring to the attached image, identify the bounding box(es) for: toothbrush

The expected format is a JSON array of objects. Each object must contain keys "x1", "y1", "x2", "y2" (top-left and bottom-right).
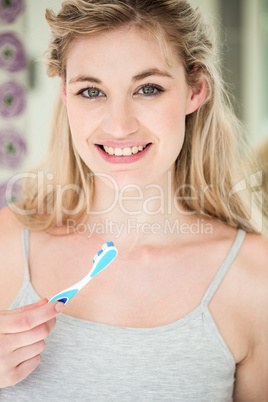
[{"x1": 49, "y1": 241, "x2": 118, "y2": 305}]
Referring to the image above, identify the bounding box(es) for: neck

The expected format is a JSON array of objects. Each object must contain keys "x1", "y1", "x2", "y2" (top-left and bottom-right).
[
  {"x1": 91, "y1": 170, "x2": 175, "y2": 219},
  {"x1": 66, "y1": 169, "x2": 211, "y2": 249}
]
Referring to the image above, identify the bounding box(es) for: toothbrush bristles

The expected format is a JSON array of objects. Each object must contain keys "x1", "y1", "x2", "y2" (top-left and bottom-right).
[{"x1": 92, "y1": 242, "x2": 114, "y2": 263}]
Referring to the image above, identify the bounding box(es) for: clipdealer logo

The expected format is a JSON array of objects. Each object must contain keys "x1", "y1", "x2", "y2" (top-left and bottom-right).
[
  {"x1": 4, "y1": 169, "x2": 264, "y2": 233},
  {"x1": 66, "y1": 217, "x2": 214, "y2": 238}
]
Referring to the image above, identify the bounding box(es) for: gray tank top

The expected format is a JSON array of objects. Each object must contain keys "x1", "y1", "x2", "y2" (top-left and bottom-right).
[{"x1": 0, "y1": 228, "x2": 246, "y2": 402}]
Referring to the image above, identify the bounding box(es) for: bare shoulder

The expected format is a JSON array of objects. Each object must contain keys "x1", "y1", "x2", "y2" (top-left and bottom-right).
[
  {"x1": 233, "y1": 231, "x2": 268, "y2": 326},
  {"x1": 0, "y1": 207, "x2": 26, "y2": 310},
  {"x1": 244, "y1": 231, "x2": 268, "y2": 262},
  {"x1": 233, "y1": 231, "x2": 268, "y2": 401},
  {"x1": 238, "y1": 231, "x2": 268, "y2": 296}
]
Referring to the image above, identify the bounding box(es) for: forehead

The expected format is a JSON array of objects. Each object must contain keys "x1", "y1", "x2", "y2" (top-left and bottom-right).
[{"x1": 65, "y1": 26, "x2": 181, "y2": 77}]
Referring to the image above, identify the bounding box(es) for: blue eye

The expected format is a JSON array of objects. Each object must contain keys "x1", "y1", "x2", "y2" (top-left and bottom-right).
[
  {"x1": 137, "y1": 85, "x2": 161, "y2": 96},
  {"x1": 77, "y1": 83, "x2": 163, "y2": 99},
  {"x1": 86, "y1": 88, "x2": 99, "y2": 97},
  {"x1": 79, "y1": 87, "x2": 104, "y2": 99}
]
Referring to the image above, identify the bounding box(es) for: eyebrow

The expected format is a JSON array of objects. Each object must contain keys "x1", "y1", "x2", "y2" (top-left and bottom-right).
[{"x1": 68, "y1": 68, "x2": 174, "y2": 85}]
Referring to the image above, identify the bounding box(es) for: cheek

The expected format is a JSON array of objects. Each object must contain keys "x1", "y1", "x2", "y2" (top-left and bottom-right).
[
  {"x1": 67, "y1": 103, "x2": 95, "y2": 144},
  {"x1": 149, "y1": 91, "x2": 187, "y2": 129},
  {"x1": 154, "y1": 101, "x2": 187, "y2": 169},
  {"x1": 152, "y1": 101, "x2": 186, "y2": 144}
]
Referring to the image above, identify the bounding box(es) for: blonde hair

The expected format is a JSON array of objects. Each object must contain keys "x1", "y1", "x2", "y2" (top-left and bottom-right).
[
  {"x1": 15, "y1": 0, "x2": 264, "y2": 235},
  {"x1": 253, "y1": 138, "x2": 268, "y2": 234}
]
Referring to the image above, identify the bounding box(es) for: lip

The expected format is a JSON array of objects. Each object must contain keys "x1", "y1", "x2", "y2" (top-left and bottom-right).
[
  {"x1": 95, "y1": 143, "x2": 152, "y2": 164},
  {"x1": 96, "y1": 141, "x2": 149, "y2": 148}
]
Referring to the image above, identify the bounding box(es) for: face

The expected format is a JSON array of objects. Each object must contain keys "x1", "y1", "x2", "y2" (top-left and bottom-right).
[{"x1": 62, "y1": 26, "x2": 206, "y2": 189}]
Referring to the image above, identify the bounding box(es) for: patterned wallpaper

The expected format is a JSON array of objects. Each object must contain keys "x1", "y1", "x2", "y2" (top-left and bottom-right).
[{"x1": 0, "y1": 0, "x2": 27, "y2": 209}]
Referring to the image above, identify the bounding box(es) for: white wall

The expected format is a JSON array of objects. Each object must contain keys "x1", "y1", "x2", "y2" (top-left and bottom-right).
[
  {"x1": 190, "y1": 0, "x2": 219, "y2": 17},
  {"x1": 25, "y1": 0, "x2": 62, "y2": 169},
  {"x1": 241, "y1": 0, "x2": 268, "y2": 142}
]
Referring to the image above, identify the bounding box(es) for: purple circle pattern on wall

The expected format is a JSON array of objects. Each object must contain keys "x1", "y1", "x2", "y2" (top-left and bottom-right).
[
  {"x1": 0, "y1": 32, "x2": 26, "y2": 72},
  {"x1": 0, "y1": 180, "x2": 22, "y2": 209},
  {"x1": 0, "y1": 0, "x2": 27, "y2": 211},
  {"x1": 0, "y1": 80, "x2": 26, "y2": 118},
  {"x1": 0, "y1": 127, "x2": 27, "y2": 168},
  {"x1": 0, "y1": 0, "x2": 25, "y2": 24}
]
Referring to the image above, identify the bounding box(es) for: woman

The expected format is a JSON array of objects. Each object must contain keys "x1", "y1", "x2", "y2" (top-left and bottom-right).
[{"x1": 0, "y1": 0, "x2": 267, "y2": 400}]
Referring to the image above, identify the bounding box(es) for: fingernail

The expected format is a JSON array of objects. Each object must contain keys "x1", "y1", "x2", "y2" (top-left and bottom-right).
[{"x1": 55, "y1": 302, "x2": 65, "y2": 312}]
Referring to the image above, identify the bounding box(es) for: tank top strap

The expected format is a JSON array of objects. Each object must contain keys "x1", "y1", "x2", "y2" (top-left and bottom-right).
[
  {"x1": 21, "y1": 227, "x2": 30, "y2": 284},
  {"x1": 201, "y1": 229, "x2": 246, "y2": 307}
]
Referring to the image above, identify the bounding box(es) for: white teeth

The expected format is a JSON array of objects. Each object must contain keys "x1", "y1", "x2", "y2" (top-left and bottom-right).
[
  {"x1": 102, "y1": 144, "x2": 147, "y2": 156},
  {"x1": 123, "y1": 147, "x2": 132, "y2": 156},
  {"x1": 115, "y1": 148, "x2": 123, "y2": 156}
]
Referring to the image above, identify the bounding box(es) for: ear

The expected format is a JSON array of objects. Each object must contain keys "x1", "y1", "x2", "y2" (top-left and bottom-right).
[
  {"x1": 185, "y1": 79, "x2": 207, "y2": 115},
  {"x1": 61, "y1": 75, "x2": 67, "y2": 105}
]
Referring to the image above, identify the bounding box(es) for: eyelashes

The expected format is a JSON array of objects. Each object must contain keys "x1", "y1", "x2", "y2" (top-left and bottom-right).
[
  {"x1": 76, "y1": 83, "x2": 164, "y2": 100},
  {"x1": 138, "y1": 84, "x2": 164, "y2": 97},
  {"x1": 77, "y1": 86, "x2": 104, "y2": 99}
]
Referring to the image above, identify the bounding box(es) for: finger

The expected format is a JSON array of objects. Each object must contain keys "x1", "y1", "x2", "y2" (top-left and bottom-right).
[
  {"x1": 2, "y1": 299, "x2": 48, "y2": 315},
  {"x1": 10, "y1": 318, "x2": 56, "y2": 350},
  {"x1": 0, "y1": 301, "x2": 64, "y2": 334},
  {"x1": 8, "y1": 354, "x2": 42, "y2": 387},
  {"x1": 11, "y1": 340, "x2": 46, "y2": 368},
  {"x1": 19, "y1": 299, "x2": 48, "y2": 312}
]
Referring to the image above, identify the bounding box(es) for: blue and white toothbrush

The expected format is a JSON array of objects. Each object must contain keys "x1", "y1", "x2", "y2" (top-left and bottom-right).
[{"x1": 49, "y1": 241, "x2": 118, "y2": 305}]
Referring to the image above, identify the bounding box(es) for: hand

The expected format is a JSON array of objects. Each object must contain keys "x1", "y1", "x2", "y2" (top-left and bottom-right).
[{"x1": 0, "y1": 298, "x2": 64, "y2": 388}]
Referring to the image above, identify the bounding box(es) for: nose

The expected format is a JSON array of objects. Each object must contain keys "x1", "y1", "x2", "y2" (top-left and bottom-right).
[{"x1": 101, "y1": 97, "x2": 139, "y2": 138}]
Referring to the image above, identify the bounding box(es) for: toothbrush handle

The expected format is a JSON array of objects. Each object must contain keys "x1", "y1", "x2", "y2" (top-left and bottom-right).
[
  {"x1": 49, "y1": 287, "x2": 80, "y2": 304},
  {"x1": 49, "y1": 246, "x2": 117, "y2": 304},
  {"x1": 48, "y1": 271, "x2": 95, "y2": 304},
  {"x1": 49, "y1": 243, "x2": 117, "y2": 304}
]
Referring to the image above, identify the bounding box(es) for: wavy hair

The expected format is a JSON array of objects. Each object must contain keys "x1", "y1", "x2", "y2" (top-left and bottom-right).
[{"x1": 15, "y1": 0, "x2": 264, "y2": 234}]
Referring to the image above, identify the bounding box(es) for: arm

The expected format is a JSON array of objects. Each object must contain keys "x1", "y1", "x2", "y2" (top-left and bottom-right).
[
  {"x1": 0, "y1": 299, "x2": 63, "y2": 387},
  {"x1": 0, "y1": 207, "x2": 64, "y2": 387},
  {"x1": 233, "y1": 235, "x2": 268, "y2": 401},
  {"x1": 0, "y1": 207, "x2": 25, "y2": 310}
]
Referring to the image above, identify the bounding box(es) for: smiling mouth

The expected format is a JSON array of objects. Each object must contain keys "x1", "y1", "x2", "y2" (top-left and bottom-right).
[{"x1": 98, "y1": 144, "x2": 150, "y2": 156}]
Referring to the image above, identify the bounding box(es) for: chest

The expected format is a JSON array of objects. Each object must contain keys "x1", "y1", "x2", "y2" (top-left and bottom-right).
[
  {"x1": 0, "y1": 312, "x2": 235, "y2": 401},
  {"x1": 27, "y1": 232, "x2": 250, "y2": 363},
  {"x1": 29, "y1": 234, "x2": 224, "y2": 325}
]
